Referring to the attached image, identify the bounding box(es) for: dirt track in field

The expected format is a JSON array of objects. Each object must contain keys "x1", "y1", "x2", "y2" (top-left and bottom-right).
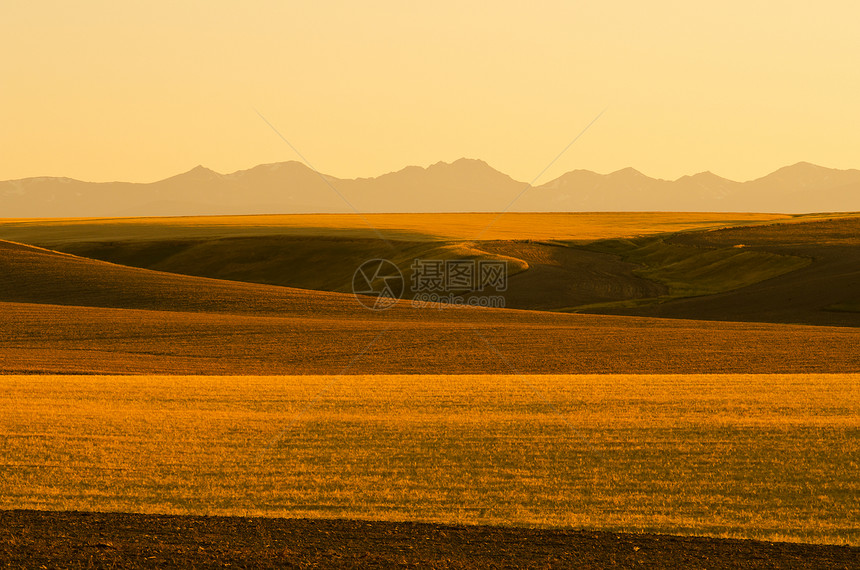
[
  {"x1": 2, "y1": 510, "x2": 858, "y2": 569},
  {"x1": 474, "y1": 240, "x2": 667, "y2": 310}
]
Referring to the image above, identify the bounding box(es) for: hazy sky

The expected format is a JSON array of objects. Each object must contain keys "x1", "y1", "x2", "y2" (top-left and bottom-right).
[{"x1": 2, "y1": 1, "x2": 859, "y2": 184}]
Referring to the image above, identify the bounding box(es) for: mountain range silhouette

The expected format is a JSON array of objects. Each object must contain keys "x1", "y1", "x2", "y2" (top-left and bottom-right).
[{"x1": 2, "y1": 159, "x2": 859, "y2": 216}]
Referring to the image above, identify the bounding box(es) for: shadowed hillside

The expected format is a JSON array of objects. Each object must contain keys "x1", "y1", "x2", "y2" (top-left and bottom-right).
[
  {"x1": 582, "y1": 216, "x2": 860, "y2": 326},
  {"x1": 1, "y1": 239, "x2": 859, "y2": 375},
  {"x1": 9, "y1": 213, "x2": 855, "y2": 326},
  {"x1": 0, "y1": 239, "x2": 369, "y2": 318},
  {"x1": 40, "y1": 236, "x2": 527, "y2": 295}
]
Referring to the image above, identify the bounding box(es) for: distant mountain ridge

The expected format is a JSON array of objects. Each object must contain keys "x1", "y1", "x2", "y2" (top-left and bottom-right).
[{"x1": 2, "y1": 159, "x2": 859, "y2": 217}]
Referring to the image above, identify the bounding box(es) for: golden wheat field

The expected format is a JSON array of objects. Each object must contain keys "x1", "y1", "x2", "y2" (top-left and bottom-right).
[
  {"x1": 2, "y1": 374, "x2": 857, "y2": 545},
  {"x1": 0, "y1": 211, "x2": 793, "y2": 245}
]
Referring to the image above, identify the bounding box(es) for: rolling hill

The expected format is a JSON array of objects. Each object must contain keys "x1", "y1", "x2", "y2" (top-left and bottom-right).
[
  {"x1": 585, "y1": 216, "x2": 860, "y2": 326},
  {"x1": 3, "y1": 213, "x2": 855, "y2": 327},
  {"x1": 1, "y1": 238, "x2": 859, "y2": 375}
]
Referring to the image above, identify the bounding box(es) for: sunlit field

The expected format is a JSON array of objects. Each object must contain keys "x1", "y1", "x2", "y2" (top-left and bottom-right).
[
  {"x1": 2, "y1": 374, "x2": 857, "y2": 545},
  {"x1": 0, "y1": 212, "x2": 793, "y2": 244}
]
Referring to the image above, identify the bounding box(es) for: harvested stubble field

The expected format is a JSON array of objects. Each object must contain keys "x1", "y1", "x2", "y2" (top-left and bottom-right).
[
  {"x1": 0, "y1": 211, "x2": 793, "y2": 244},
  {"x1": 4, "y1": 300, "x2": 860, "y2": 375},
  {"x1": 1, "y1": 213, "x2": 859, "y2": 566},
  {"x1": 1, "y1": 374, "x2": 858, "y2": 547}
]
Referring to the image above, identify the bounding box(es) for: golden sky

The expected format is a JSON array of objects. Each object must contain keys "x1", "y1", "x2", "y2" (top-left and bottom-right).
[{"x1": 2, "y1": 1, "x2": 858, "y2": 184}]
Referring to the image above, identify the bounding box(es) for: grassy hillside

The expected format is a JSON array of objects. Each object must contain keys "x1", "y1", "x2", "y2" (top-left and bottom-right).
[
  {"x1": 2, "y1": 212, "x2": 856, "y2": 326},
  {"x1": 583, "y1": 216, "x2": 860, "y2": 326},
  {"x1": 49, "y1": 237, "x2": 527, "y2": 294},
  {"x1": 575, "y1": 237, "x2": 811, "y2": 306},
  {"x1": 0, "y1": 239, "x2": 372, "y2": 317},
  {"x1": 6, "y1": 231, "x2": 819, "y2": 318},
  {"x1": 0, "y1": 212, "x2": 796, "y2": 307},
  {"x1": 2, "y1": 240, "x2": 859, "y2": 375}
]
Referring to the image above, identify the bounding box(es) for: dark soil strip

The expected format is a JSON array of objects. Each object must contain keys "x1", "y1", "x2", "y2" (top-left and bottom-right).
[{"x1": 1, "y1": 510, "x2": 857, "y2": 569}]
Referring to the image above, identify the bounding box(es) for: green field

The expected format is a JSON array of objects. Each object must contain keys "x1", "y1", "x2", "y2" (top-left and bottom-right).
[{"x1": 2, "y1": 374, "x2": 857, "y2": 545}]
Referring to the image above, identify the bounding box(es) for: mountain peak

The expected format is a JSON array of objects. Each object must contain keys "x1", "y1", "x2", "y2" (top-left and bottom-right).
[
  {"x1": 773, "y1": 161, "x2": 828, "y2": 175},
  {"x1": 428, "y1": 158, "x2": 493, "y2": 171},
  {"x1": 154, "y1": 165, "x2": 222, "y2": 185},
  {"x1": 183, "y1": 165, "x2": 220, "y2": 177},
  {"x1": 408, "y1": 158, "x2": 515, "y2": 183},
  {"x1": 229, "y1": 161, "x2": 312, "y2": 176},
  {"x1": 753, "y1": 161, "x2": 834, "y2": 184},
  {"x1": 608, "y1": 167, "x2": 649, "y2": 179},
  {"x1": 677, "y1": 171, "x2": 732, "y2": 182},
  {"x1": 453, "y1": 157, "x2": 489, "y2": 167},
  {"x1": 788, "y1": 161, "x2": 822, "y2": 169},
  {"x1": 3, "y1": 159, "x2": 860, "y2": 216}
]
